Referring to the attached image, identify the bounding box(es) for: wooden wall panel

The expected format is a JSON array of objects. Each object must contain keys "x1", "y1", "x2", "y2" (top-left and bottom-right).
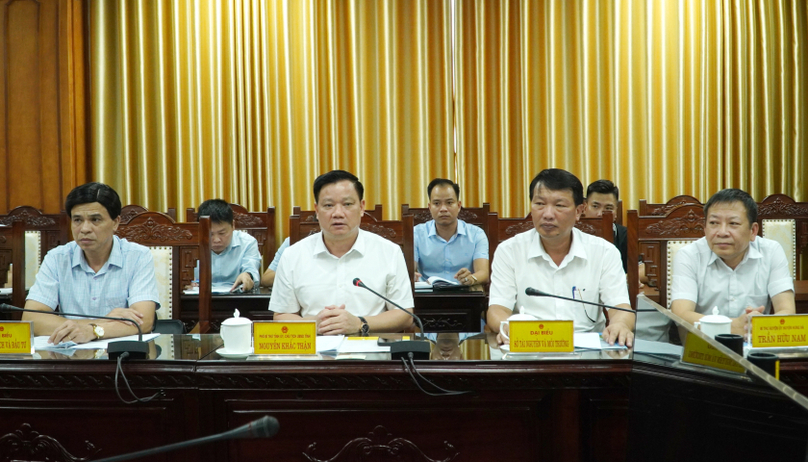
[{"x1": 0, "y1": 0, "x2": 86, "y2": 214}]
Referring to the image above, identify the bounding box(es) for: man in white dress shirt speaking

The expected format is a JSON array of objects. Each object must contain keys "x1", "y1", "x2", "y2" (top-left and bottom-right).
[
  {"x1": 486, "y1": 168, "x2": 635, "y2": 347},
  {"x1": 269, "y1": 170, "x2": 414, "y2": 336},
  {"x1": 671, "y1": 188, "x2": 795, "y2": 335}
]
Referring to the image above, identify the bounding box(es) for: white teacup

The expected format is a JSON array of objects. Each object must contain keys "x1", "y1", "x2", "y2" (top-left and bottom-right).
[
  {"x1": 694, "y1": 313, "x2": 732, "y2": 338},
  {"x1": 499, "y1": 313, "x2": 539, "y2": 342},
  {"x1": 220, "y1": 310, "x2": 253, "y2": 353}
]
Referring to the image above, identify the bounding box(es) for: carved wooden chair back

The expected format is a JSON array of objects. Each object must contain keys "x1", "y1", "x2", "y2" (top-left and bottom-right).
[
  {"x1": 187, "y1": 203, "x2": 276, "y2": 268},
  {"x1": 0, "y1": 207, "x2": 69, "y2": 289},
  {"x1": 575, "y1": 212, "x2": 615, "y2": 243},
  {"x1": 401, "y1": 203, "x2": 491, "y2": 236},
  {"x1": 115, "y1": 212, "x2": 213, "y2": 333},
  {"x1": 638, "y1": 195, "x2": 703, "y2": 217},
  {"x1": 0, "y1": 220, "x2": 27, "y2": 311},
  {"x1": 360, "y1": 215, "x2": 415, "y2": 279},
  {"x1": 121, "y1": 205, "x2": 176, "y2": 223},
  {"x1": 756, "y1": 194, "x2": 808, "y2": 279},
  {"x1": 627, "y1": 205, "x2": 705, "y2": 309}
]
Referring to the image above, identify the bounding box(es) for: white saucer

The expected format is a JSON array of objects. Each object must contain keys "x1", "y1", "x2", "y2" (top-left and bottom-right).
[{"x1": 217, "y1": 347, "x2": 252, "y2": 359}]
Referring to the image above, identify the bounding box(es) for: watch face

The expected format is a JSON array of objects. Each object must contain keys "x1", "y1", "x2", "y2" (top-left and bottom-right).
[{"x1": 95, "y1": 325, "x2": 105, "y2": 338}]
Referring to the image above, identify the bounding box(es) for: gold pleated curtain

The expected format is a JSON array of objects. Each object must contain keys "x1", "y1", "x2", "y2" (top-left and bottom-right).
[
  {"x1": 90, "y1": 0, "x2": 806, "y2": 241},
  {"x1": 456, "y1": 0, "x2": 806, "y2": 217},
  {"x1": 89, "y1": 0, "x2": 454, "y2": 235}
]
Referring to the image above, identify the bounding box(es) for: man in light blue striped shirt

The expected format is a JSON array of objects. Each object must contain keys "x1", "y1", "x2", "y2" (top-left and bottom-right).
[{"x1": 24, "y1": 183, "x2": 160, "y2": 345}]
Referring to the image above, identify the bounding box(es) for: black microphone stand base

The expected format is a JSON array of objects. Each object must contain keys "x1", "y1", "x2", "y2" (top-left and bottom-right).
[
  {"x1": 108, "y1": 341, "x2": 150, "y2": 360},
  {"x1": 390, "y1": 341, "x2": 430, "y2": 361}
]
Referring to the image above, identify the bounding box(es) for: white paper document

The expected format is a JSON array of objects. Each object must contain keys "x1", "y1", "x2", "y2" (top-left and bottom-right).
[
  {"x1": 35, "y1": 333, "x2": 161, "y2": 351},
  {"x1": 338, "y1": 338, "x2": 391, "y2": 354},
  {"x1": 316, "y1": 335, "x2": 345, "y2": 354},
  {"x1": 574, "y1": 332, "x2": 628, "y2": 351},
  {"x1": 183, "y1": 283, "x2": 235, "y2": 295}
]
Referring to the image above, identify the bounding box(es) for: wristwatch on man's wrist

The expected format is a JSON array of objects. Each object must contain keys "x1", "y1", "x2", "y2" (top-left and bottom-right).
[
  {"x1": 89, "y1": 323, "x2": 105, "y2": 340},
  {"x1": 358, "y1": 317, "x2": 370, "y2": 336}
]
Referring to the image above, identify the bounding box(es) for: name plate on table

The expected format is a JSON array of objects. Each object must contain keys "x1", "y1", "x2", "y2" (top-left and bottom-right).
[
  {"x1": 0, "y1": 321, "x2": 34, "y2": 354},
  {"x1": 510, "y1": 320, "x2": 574, "y2": 353},
  {"x1": 253, "y1": 321, "x2": 316, "y2": 355},
  {"x1": 751, "y1": 315, "x2": 808, "y2": 348},
  {"x1": 682, "y1": 334, "x2": 745, "y2": 374}
]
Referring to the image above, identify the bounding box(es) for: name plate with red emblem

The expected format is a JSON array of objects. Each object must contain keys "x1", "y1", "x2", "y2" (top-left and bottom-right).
[
  {"x1": 253, "y1": 321, "x2": 316, "y2": 355},
  {"x1": 0, "y1": 321, "x2": 34, "y2": 354},
  {"x1": 509, "y1": 320, "x2": 574, "y2": 353},
  {"x1": 751, "y1": 315, "x2": 808, "y2": 348}
]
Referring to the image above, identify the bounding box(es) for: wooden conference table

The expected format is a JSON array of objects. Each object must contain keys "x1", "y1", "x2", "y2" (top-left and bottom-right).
[{"x1": 0, "y1": 301, "x2": 807, "y2": 462}]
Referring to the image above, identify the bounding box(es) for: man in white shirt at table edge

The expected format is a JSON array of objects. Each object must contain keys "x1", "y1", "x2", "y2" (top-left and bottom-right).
[
  {"x1": 486, "y1": 168, "x2": 635, "y2": 347},
  {"x1": 670, "y1": 188, "x2": 795, "y2": 335},
  {"x1": 269, "y1": 170, "x2": 414, "y2": 336}
]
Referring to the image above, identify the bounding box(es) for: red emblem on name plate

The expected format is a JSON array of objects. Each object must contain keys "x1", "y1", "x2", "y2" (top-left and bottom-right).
[
  {"x1": 539, "y1": 324, "x2": 544, "y2": 329},
  {"x1": 282, "y1": 326, "x2": 288, "y2": 334},
  {"x1": 781, "y1": 319, "x2": 786, "y2": 325}
]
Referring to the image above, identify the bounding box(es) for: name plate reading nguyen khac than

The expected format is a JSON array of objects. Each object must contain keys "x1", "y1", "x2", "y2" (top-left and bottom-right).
[{"x1": 253, "y1": 321, "x2": 316, "y2": 355}]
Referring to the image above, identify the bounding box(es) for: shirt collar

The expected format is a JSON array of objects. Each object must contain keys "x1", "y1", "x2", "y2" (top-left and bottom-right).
[
  {"x1": 707, "y1": 237, "x2": 762, "y2": 268},
  {"x1": 427, "y1": 219, "x2": 466, "y2": 238},
  {"x1": 528, "y1": 228, "x2": 588, "y2": 266},
  {"x1": 313, "y1": 229, "x2": 366, "y2": 257},
  {"x1": 72, "y1": 236, "x2": 123, "y2": 272}
]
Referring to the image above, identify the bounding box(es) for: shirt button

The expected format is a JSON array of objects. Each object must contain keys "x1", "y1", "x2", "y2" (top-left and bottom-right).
[{"x1": 92, "y1": 297, "x2": 96, "y2": 300}]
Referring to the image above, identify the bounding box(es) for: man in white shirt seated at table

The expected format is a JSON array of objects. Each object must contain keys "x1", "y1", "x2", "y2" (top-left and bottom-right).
[
  {"x1": 197, "y1": 199, "x2": 262, "y2": 292},
  {"x1": 486, "y1": 168, "x2": 635, "y2": 347},
  {"x1": 269, "y1": 170, "x2": 414, "y2": 336},
  {"x1": 671, "y1": 188, "x2": 795, "y2": 335},
  {"x1": 23, "y1": 182, "x2": 160, "y2": 345},
  {"x1": 413, "y1": 178, "x2": 489, "y2": 286}
]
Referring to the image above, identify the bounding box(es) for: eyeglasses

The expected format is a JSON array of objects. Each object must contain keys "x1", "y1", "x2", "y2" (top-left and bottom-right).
[{"x1": 572, "y1": 286, "x2": 600, "y2": 324}]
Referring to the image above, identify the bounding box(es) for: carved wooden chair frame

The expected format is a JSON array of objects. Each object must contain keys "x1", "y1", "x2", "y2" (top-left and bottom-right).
[
  {"x1": 627, "y1": 205, "x2": 705, "y2": 310},
  {"x1": 116, "y1": 212, "x2": 213, "y2": 333}
]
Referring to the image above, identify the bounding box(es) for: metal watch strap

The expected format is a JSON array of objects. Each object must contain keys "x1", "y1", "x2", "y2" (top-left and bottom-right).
[{"x1": 358, "y1": 317, "x2": 369, "y2": 336}]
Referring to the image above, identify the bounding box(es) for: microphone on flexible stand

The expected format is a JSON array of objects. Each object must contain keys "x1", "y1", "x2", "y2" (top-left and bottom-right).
[
  {"x1": 353, "y1": 278, "x2": 430, "y2": 360},
  {"x1": 524, "y1": 288, "x2": 657, "y2": 314},
  {"x1": 0, "y1": 303, "x2": 149, "y2": 360},
  {"x1": 92, "y1": 415, "x2": 279, "y2": 462}
]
